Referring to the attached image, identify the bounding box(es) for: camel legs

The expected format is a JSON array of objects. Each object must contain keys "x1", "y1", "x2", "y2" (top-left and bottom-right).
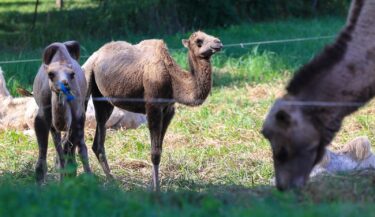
[
  {"x1": 161, "y1": 106, "x2": 175, "y2": 142},
  {"x1": 63, "y1": 132, "x2": 77, "y2": 177},
  {"x1": 92, "y1": 95, "x2": 114, "y2": 178},
  {"x1": 50, "y1": 127, "x2": 65, "y2": 180},
  {"x1": 70, "y1": 116, "x2": 92, "y2": 174},
  {"x1": 147, "y1": 105, "x2": 163, "y2": 191},
  {"x1": 34, "y1": 110, "x2": 51, "y2": 184},
  {"x1": 147, "y1": 104, "x2": 175, "y2": 191}
]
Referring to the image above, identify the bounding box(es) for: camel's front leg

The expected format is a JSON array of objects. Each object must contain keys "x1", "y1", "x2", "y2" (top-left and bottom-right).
[
  {"x1": 146, "y1": 104, "x2": 163, "y2": 191},
  {"x1": 63, "y1": 132, "x2": 77, "y2": 177},
  {"x1": 50, "y1": 127, "x2": 65, "y2": 181},
  {"x1": 34, "y1": 109, "x2": 51, "y2": 184},
  {"x1": 161, "y1": 106, "x2": 175, "y2": 142}
]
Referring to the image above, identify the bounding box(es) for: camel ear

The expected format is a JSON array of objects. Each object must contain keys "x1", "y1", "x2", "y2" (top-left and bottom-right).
[
  {"x1": 64, "y1": 41, "x2": 80, "y2": 61},
  {"x1": 182, "y1": 39, "x2": 189, "y2": 48},
  {"x1": 43, "y1": 44, "x2": 60, "y2": 65}
]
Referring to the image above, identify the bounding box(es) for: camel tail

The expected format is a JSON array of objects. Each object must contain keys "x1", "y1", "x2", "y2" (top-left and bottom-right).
[{"x1": 82, "y1": 51, "x2": 100, "y2": 97}]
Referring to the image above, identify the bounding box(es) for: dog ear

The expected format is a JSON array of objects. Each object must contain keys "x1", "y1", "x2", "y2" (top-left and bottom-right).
[
  {"x1": 64, "y1": 41, "x2": 80, "y2": 61},
  {"x1": 43, "y1": 43, "x2": 60, "y2": 65}
]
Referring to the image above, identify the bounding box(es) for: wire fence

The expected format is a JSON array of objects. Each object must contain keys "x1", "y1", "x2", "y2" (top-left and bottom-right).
[
  {"x1": 0, "y1": 35, "x2": 335, "y2": 65},
  {"x1": 5, "y1": 33, "x2": 366, "y2": 109},
  {"x1": 33, "y1": 95, "x2": 367, "y2": 110}
]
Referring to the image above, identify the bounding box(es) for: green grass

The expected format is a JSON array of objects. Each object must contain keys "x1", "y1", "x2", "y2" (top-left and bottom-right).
[
  {"x1": 3, "y1": 4, "x2": 375, "y2": 216},
  {"x1": 1, "y1": 16, "x2": 343, "y2": 96}
]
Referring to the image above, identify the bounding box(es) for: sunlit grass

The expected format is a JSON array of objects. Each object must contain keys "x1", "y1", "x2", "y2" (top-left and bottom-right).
[{"x1": 3, "y1": 10, "x2": 375, "y2": 216}]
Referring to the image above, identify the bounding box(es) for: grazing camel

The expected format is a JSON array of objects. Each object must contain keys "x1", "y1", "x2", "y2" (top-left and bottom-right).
[
  {"x1": 262, "y1": 0, "x2": 375, "y2": 190},
  {"x1": 83, "y1": 31, "x2": 222, "y2": 190},
  {"x1": 33, "y1": 41, "x2": 91, "y2": 183}
]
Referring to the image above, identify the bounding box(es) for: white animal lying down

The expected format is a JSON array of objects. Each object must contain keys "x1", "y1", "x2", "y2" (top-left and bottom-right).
[
  {"x1": 0, "y1": 67, "x2": 146, "y2": 131},
  {"x1": 271, "y1": 136, "x2": 375, "y2": 184},
  {"x1": 310, "y1": 136, "x2": 375, "y2": 177}
]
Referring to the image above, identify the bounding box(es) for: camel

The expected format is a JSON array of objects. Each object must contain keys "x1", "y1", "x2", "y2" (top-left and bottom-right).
[
  {"x1": 310, "y1": 136, "x2": 375, "y2": 177},
  {"x1": 0, "y1": 67, "x2": 38, "y2": 130},
  {"x1": 262, "y1": 0, "x2": 375, "y2": 190},
  {"x1": 0, "y1": 67, "x2": 146, "y2": 131},
  {"x1": 33, "y1": 41, "x2": 91, "y2": 183},
  {"x1": 83, "y1": 31, "x2": 222, "y2": 190},
  {"x1": 270, "y1": 136, "x2": 375, "y2": 184}
]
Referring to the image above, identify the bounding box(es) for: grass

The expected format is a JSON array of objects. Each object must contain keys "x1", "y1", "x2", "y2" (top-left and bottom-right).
[
  {"x1": 1, "y1": 16, "x2": 343, "y2": 95},
  {"x1": 2, "y1": 2, "x2": 375, "y2": 216}
]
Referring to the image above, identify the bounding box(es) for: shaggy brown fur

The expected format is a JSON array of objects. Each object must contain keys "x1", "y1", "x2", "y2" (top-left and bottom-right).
[
  {"x1": 83, "y1": 31, "x2": 222, "y2": 190},
  {"x1": 262, "y1": 0, "x2": 375, "y2": 191},
  {"x1": 33, "y1": 41, "x2": 91, "y2": 183},
  {"x1": 287, "y1": 0, "x2": 364, "y2": 95}
]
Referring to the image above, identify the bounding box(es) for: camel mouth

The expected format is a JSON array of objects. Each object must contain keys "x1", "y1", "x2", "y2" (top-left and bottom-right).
[
  {"x1": 210, "y1": 44, "x2": 223, "y2": 53},
  {"x1": 200, "y1": 44, "x2": 223, "y2": 58}
]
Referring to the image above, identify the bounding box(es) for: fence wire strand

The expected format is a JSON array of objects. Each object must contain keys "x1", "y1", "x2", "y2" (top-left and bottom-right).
[
  {"x1": 0, "y1": 35, "x2": 335, "y2": 65},
  {"x1": 3, "y1": 34, "x2": 358, "y2": 110}
]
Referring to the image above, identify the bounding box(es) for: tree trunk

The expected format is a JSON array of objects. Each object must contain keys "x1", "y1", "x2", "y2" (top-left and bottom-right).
[
  {"x1": 31, "y1": 0, "x2": 39, "y2": 30},
  {"x1": 56, "y1": 0, "x2": 63, "y2": 9}
]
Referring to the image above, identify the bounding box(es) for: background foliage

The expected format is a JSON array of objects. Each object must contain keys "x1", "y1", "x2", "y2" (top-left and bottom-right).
[{"x1": 0, "y1": 0, "x2": 350, "y2": 50}]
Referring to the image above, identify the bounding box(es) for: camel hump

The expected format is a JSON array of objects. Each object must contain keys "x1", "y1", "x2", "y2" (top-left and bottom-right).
[
  {"x1": 135, "y1": 39, "x2": 168, "y2": 54},
  {"x1": 100, "y1": 41, "x2": 133, "y2": 52},
  {"x1": 137, "y1": 39, "x2": 165, "y2": 47}
]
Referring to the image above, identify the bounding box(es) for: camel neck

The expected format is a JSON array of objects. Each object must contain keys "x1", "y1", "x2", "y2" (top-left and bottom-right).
[
  {"x1": 170, "y1": 50, "x2": 212, "y2": 106},
  {"x1": 289, "y1": 0, "x2": 375, "y2": 146},
  {"x1": 51, "y1": 92, "x2": 71, "y2": 132}
]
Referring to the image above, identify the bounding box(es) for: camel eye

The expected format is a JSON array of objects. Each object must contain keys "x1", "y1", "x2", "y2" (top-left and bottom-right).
[
  {"x1": 196, "y1": 39, "x2": 203, "y2": 47},
  {"x1": 70, "y1": 72, "x2": 75, "y2": 79},
  {"x1": 275, "y1": 147, "x2": 288, "y2": 163},
  {"x1": 48, "y1": 72, "x2": 55, "y2": 80}
]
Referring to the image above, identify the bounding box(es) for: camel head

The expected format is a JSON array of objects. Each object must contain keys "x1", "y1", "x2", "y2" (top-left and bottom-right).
[
  {"x1": 44, "y1": 62, "x2": 75, "y2": 96},
  {"x1": 43, "y1": 41, "x2": 80, "y2": 98},
  {"x1": 262, "y1": 97, "x2": 324, "y2": 191},
  {"x1": 182, "y1": 31, "x2": 223, "y2": 59}
]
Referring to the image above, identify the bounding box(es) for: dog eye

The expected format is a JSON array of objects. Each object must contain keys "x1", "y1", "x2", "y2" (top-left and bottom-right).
[{"x1": 48, "y1": 72, "x2": 55, "y2": 80}]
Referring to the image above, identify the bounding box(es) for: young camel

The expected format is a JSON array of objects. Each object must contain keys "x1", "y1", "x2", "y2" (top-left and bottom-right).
[
  {"x1": 33, "y1": 41, "x2": 92, "y2": 183},
  {"x1": 83, "y1": 31, "x2": 222, "y2": 190},
  {"x1": 262, "y1": 0, "x2": 375, "y2": 190}
]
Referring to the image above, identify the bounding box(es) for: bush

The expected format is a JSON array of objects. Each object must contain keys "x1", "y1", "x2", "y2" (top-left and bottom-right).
[
  {"x1": 0, "y1": 0, "x2": 350, "y2": 50},
  {"x1": 95, "y1": 0, "x2": 351, "y2": 34}
]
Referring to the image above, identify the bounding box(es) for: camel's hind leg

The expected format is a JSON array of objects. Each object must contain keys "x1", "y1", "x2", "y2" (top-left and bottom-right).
[
  {"x1": 34, "y1": 109, "x2": 51, "y2": 184},
  {"x1": 92, "y1": 81, "x2": 114, "y2": 178}
]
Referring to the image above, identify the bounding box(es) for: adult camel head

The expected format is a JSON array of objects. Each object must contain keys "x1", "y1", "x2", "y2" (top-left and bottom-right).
[
  {"x1": 182, "y1": 31, "x2": 223, "y2": 59},
  {"x1": 262, "y1": 0, "x2": 375, "y2": 190}
]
